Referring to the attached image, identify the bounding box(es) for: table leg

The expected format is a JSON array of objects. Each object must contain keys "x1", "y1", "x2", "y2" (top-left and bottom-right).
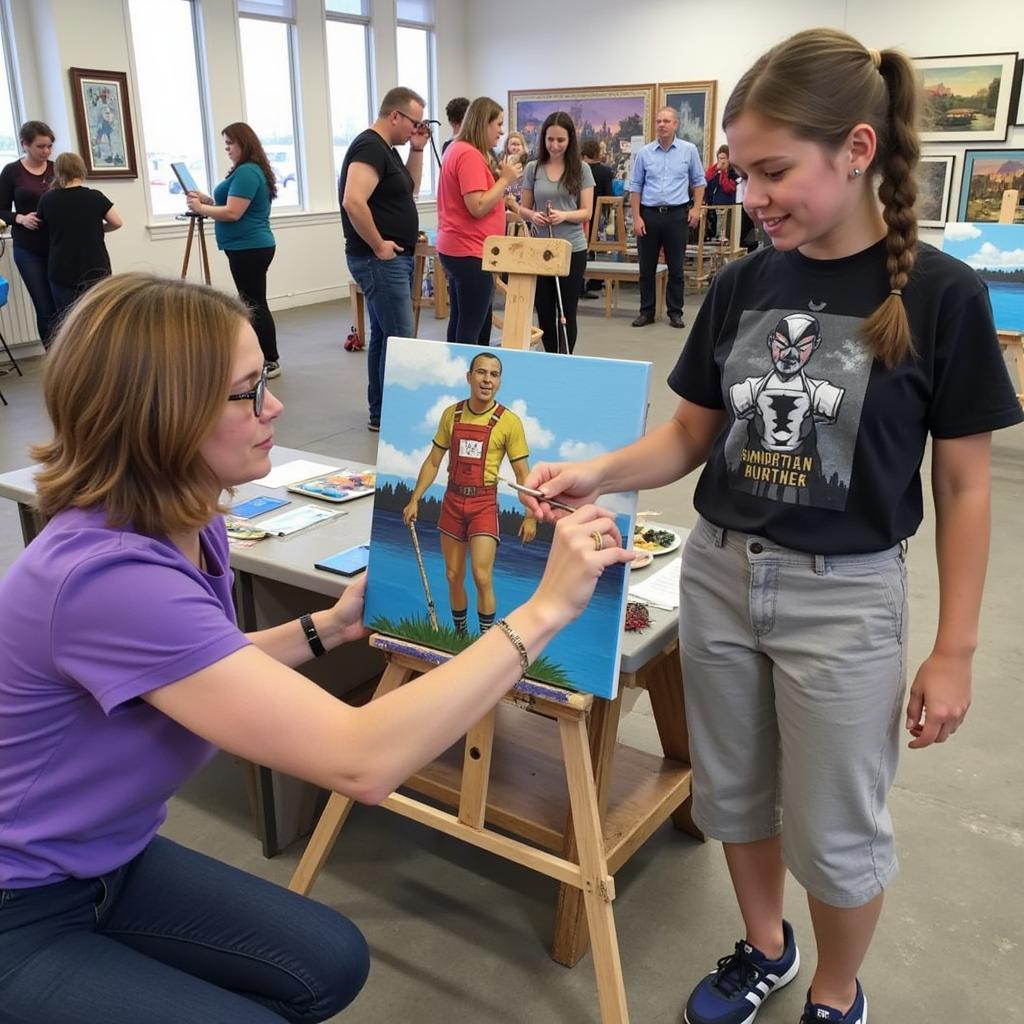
[
  {"x1": 644, "y1": 646, "x2": 703, "y2": 840},
  {"x1": 349, "y1": 282, "x2": 366, "y2": 348},
  {"x1": 434, "y1": 258, "x2": 448, "y2": 318},
  {"x1": 551, "y1": 693, "x2": 623, "y2": 966}
]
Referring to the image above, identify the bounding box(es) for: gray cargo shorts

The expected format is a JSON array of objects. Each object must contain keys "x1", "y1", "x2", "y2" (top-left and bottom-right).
[{"x1": 678, "y1": 517, "x2": 908, "y2": 907}]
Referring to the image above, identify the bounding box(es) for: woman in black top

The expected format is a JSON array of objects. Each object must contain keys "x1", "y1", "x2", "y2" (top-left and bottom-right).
[
  {"x1": 0, "y1": 121, "x2": 57, "y2": 346},
  {"x1": 37, "y1": 152, "x2": 122, "y2": 319}
]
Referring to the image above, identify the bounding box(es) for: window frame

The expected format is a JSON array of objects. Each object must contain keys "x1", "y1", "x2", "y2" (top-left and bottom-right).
[
  {"x1": 237, "y1": 8, "x2": 305, "y2": 211},
  {"x1": 325, "y1": 0, "x2": 373, "y2": 189},
  {"x1": 394, "y1": 12, "x2": 437, "y2": 199}
]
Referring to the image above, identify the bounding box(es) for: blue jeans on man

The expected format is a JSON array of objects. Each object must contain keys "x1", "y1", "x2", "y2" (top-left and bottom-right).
[{"x1": 346, "y1": 252, "x2": 415, "y2": 428}]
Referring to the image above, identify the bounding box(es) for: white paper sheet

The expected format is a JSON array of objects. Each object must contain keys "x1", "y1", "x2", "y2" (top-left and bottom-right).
[
  {"x1": 628, "y1": 556, "x2": 681, "y2": 610},
  {"x1": 257, "y1": 504, "x2": 344, "y2": 536},
  {"x1": 253, "y1": 460, "x2": 341, "y2": 488}
]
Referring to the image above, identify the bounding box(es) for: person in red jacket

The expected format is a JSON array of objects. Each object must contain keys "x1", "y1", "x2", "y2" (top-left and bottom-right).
[{"x1": 704, "y1": 145, "x2": 739, "y2": 237}]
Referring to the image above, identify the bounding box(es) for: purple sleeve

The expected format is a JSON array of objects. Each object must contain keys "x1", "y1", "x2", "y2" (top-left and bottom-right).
[{"x1": 51, "y1": 548, "x2": 250, "y2": 714}]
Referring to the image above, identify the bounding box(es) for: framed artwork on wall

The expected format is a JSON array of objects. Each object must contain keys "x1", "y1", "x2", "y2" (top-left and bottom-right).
[
  {"x1": 913, "y1": 52, "x2": 1018, "y2": 143},
  {"x1": 915, "y1": 154, "x2": 957, "y2": 228},
  {"x1": 68, "y1": 67, "x2": 138, "y2": 179},
  {"x1": 957, "y1": 149, "x2": 1024, "y2": 223},
  {"x1": 656, "y1": 80, "x2": 717, "y2": 167},
  {"x1": 508, "y1": 84, "x2": 655, "y2": 183},
  {"x1": 1014, "y1": 58, "x2": 1024, "y2": 126}
]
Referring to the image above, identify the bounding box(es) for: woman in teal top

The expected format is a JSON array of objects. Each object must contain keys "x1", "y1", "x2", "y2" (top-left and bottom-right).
[{"x1": 187, "y1": 122, "x2": 280, "y2": 376}]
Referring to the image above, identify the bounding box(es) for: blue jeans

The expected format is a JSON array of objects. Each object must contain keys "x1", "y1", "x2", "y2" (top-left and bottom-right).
[
  {"x1": 439, "y1": 253, "x2": 493, "y2": 345},
  {"x1": 12, "y1": 247, "x2": 56, "y2": 347},
  {"x1": 0, "y1": 836, "x2": 369, "y2": 1023},
  {"x1": 346, "y1": 252, "x2": 415, "y2": 426}
]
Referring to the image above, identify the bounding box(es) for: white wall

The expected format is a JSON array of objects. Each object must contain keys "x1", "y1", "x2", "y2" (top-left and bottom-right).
[
  {"x1": 5, "y1": 0, "x2": 468, "y2": 336},
  {"x1": 463, "y1": 0, "x2": 1024, "y2": 246}
]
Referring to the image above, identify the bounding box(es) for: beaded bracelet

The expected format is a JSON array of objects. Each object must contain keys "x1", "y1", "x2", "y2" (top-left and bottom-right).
[{"x1": 494, "y1": 618, "x2": 530, "y2": 674}]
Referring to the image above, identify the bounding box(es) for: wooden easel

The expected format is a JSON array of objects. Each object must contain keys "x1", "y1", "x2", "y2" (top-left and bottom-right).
[
  {"x1": 289, "y1": 234, "x2": 696, "y2": 1023},
  {"x1": 589, "y1": 196, "x2": 627, "y2": 255},
  {"x1": 996, "y1": 189, "x2": 1024, "y2": 407},
  {"x1": 180, "y1": 213, "x2": 211, "y2": 285}
]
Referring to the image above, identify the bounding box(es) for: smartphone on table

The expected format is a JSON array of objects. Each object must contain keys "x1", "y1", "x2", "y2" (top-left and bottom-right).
[{"x1": 315, "y1": 544, "x2": 370, "y2": 577}]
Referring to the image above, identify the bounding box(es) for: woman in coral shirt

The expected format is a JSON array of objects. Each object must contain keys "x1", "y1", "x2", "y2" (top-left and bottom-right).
[{"x1": 436, "y1": 97, "x2": 522, "y2": 345}]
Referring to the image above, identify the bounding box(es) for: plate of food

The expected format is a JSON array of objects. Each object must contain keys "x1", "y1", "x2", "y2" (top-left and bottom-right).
[
  {"x1": 633, "y1": 524, "x2": 681, "y2": 556},
  {"x1": 629, "y1": 549, "x2": 654, "y2": 570}
]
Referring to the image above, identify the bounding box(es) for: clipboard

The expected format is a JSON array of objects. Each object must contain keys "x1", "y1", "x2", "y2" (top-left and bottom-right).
[{"x1": 170, "y1": 161, "x2": 199, "y2": 194}]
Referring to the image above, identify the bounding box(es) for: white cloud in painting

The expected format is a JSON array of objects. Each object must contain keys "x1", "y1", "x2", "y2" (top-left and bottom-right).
[
  {"x1": 377, "y1": 440, "x2": 446, "y2": 479},
  {"x1": 559, "y1": 439, "x2": 607, "y2": 461},
  {"x1": 943, "y1": 223, "x2": 982, "y2": 241},
  {"x1": 966, "y1": 241, "x2": 1024, "y2": 270},
  {"x1": 421, "y1": 394, "x2": 460, "y2": 432},
  {"x1": 386, "y1": 339, "x2": 468, "y2": 389},
  {"x1": 506, "y1": 398, "x2": 555, "y2": 450}
]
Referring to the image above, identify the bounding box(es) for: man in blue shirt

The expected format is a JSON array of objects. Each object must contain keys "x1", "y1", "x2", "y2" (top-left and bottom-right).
[{"x1": 628, "y1": 107, "x2": 705, "y2": 328}]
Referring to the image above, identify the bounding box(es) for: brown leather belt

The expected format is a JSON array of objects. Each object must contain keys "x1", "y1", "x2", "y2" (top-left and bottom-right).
[{"x1": 451, "y1": 485, "x2": 496, "y2": 497}]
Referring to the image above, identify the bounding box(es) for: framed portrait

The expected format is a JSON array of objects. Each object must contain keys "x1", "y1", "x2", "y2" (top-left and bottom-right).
[
  {"x1": 914, "y1": 52, "x2": 1018, "y2": 142},
  {"x1": 508, "y1": 84, "x2": 655, "y2": 182},
  {"x1": 915, "y1": 154, "x2": 956, "y2": 228},
  {"x1": 69, "y1": 67, "x2": 138, "y2": 179},
  {"x1": 657, "y1": 80, "x2": 717, "y2": 167},
  {"x1": 957, "y1": 149, "x2": 1024, "y2": 223}
]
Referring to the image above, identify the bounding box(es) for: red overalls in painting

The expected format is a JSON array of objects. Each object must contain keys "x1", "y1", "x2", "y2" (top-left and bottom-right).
[{"x1": 437, "y1": 401, "x2": 504, "y2": 543}]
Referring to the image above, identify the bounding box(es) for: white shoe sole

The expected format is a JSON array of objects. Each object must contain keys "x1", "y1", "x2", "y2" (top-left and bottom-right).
[{"x1": 682, "y1": 946, "x2": 800, "y2": 1024}]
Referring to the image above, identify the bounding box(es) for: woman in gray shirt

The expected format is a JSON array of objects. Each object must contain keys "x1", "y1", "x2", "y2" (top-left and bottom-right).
[{"x1": 520, "y1": 112, "x2": 594, "y2": 353}]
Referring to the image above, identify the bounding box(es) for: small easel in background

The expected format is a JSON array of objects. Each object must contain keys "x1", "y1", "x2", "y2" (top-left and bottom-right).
[
  {"x1": 589, "y1": 196, "x2": 627, "y2": 255},
  {"x1": 996, "y1": 189, "x2": 1024, "y2": 407},
  {"x1": 179, "y1": 212, "x2": 211, "y2": 285}
]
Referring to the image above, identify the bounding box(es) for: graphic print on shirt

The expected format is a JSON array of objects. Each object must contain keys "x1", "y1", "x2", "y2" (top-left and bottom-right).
[{"x1": 721, "y1": 308, "x2": 873, "y2": 509}]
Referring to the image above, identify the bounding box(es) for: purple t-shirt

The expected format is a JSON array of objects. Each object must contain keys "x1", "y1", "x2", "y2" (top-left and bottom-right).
[{"x1": 0, "y1": 506, "x2": 250, "y2": 887}]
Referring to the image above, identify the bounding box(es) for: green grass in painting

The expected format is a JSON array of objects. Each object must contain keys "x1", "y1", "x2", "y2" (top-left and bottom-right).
[{"x1": 370, "y1": 614, "x2": 573, "y2": 688}]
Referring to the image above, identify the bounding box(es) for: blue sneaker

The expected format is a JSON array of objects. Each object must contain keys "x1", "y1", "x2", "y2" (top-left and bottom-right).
[
  {"x1": 799, "y1": 980, "x2": 867, "y2": 1023},
  {"x1": 684, "y1": 920, "x2": 800, "y2": 1024}
]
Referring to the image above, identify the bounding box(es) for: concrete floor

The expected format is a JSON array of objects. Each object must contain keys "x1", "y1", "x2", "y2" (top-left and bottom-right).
[{"x1": 1, "y1": 292, "x2": 1021, "y2": 1022}]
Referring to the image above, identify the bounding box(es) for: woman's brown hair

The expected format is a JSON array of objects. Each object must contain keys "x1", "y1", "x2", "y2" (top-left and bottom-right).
[
  {"x1": 20, "y1": 120, "x2": 55, "y2": 145},
  {"x1": 536, "y1": 111, "x2": 583, "y2": 201},
  {"x1": 222, "y1": 121, "x2": 278, "y2": 200},
  {"x1": 723, "y1": 28, "x2": 920, "y2": 367},
  {"x1": 52, "y1": 152, "x2": 87, "y2": 188},
  {"x1": 31, "y1": 273, "x2": 250, "y2": 537},
  {"x1": 502, "y1": 131, "x2": 529, "y2": 165},
  {"x1": 458, "y1": 97, "x2": 503, "y2": 177}
]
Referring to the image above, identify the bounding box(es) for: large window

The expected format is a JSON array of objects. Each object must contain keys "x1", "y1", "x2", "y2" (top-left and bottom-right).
[
  {"x1": 325, "y1": 1, "x2": 371, "y2": 185},
  {"x1": 0, "y1": 8, "x2": 18, "y2": 168},
  {"x1": 128, "y1": 0, "x2": 210, "y2": 218},
  {"x1": 396, "y1": 0, "x2": 436, "y2": 196},
  {"x1": 239, "y1": 2, "x2": 301, "y2": 208}
]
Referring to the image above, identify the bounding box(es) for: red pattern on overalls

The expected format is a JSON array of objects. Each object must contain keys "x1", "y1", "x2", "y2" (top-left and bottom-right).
[{"x1": 447, "y1": 401, "x2": 505, "y2": 489}]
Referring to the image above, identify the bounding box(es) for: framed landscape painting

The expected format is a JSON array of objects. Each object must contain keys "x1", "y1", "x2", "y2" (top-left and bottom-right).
[
  {"x1": 956, "y1": 149, "x2": 1024, "y2": 223},
  {"x1": 657, "y1": 80, "x2": 717, "y2": 167},
  {"x1": 915, "y1": 154, "x2": 956, "y2": 228},
  {"x1": 914, "y1": 52, "x2": 1017, "y2": 142},
  {"x1": 508, "y1": 84, "x2": 655, "y2": 182},
  {"x1": 942, "y1": 223, "x2": 1024, "y2": 332},
  {"x1": 69, "y1": 67, "x2": 138, "y2": 178},
  {"x1": 1015, "y1": 58, "x2": 1024, "y2": 125},
  {"x1": 363, "y1": 338, "x2": 651, "y2": 699}
]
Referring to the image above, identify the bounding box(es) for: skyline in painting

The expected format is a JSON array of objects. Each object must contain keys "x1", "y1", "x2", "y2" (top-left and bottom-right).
[{"x1": 363, "y1": 339, "x2": 651, "y2": 700}]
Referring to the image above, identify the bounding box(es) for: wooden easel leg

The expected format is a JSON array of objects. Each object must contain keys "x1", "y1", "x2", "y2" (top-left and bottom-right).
[
  {"x1": 552, "y1": 694, "x2": 622, "y2": 966},
  {"x1": 287, "y1": 661, "x2": 415, "y2": 894},
  {"x1": 559, "y1": 715, "x2": 629, "y2": 1023},
  {"x1": 644, "y1": 647, "x2": 703, "y2": 840},
  {"x1": 458, "y1": 708, "x2": 496, "y2": 828},
  {"x1": 412, "y1": 252, "x2": 425, "y2": 335},
  {"x1": 180, "y1": 217, "x2": 196, "y2": 279},
  {"x1": 197, "y1": 220, "x2": 211, "y2": 286}
]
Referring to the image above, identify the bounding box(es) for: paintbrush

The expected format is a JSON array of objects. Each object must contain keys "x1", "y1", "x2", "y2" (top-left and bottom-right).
[{"x1": 499, "y1": 476, "x2": 579, "y2": 514}]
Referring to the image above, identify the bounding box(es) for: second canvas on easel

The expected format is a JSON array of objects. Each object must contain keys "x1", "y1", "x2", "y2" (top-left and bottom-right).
[{"x1": 363, "y1": 338, "x2": 651, "y2": 699}]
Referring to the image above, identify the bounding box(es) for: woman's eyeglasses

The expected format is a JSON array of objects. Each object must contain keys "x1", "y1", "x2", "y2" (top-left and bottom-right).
[{"x1": 228, "y1": 366, "x2": 268, "y2": 417}]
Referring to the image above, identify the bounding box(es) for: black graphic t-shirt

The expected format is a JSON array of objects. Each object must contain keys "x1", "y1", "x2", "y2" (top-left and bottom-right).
[{"x1": 669, "y1": 239, "x2": 1023, "y2": 554}]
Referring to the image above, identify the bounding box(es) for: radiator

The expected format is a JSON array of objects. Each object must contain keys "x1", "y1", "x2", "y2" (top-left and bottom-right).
[{"x1": 0, "y1": 236, "x2": 41, "y2": 348}]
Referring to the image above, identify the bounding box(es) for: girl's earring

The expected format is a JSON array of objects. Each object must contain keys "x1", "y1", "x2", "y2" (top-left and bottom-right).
[{"x1": 850, "y1": 167, "x2": 863, "y2": 178}]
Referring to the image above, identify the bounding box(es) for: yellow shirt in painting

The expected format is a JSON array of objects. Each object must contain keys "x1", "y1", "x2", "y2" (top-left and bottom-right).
[{"x1": 433, "y1": 402, "x2": 529, "y2": 485}]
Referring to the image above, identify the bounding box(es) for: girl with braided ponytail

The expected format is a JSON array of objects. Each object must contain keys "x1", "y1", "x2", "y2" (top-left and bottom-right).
[{"x1": 518, "y1": 28, "x2": 1022, "y2": 1024}]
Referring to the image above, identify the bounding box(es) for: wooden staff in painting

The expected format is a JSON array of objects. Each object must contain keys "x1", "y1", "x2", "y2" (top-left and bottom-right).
[{"x1": 406, "y1": 519, "x2": 439, "y2": 630}]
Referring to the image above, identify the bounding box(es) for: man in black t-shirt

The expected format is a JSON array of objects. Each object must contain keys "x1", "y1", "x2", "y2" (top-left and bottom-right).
[
  {"x1": 580, "y1": 139, "x2": 615, "y2": 298},
  {"x1": 340, "y1": 86, "x2": 431, "y2": 431}
]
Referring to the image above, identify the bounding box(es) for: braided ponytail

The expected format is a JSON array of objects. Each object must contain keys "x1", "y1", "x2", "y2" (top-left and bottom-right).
[
  {"x1": 862, "y1": 49, "x2": 920, "y2": 366},
  {"x1": 723, "y1": 29, "x2": 923, "y2": 367}
]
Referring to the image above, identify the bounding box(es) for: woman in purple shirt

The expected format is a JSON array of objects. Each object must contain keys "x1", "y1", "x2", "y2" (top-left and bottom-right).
[
  {"x1": 0, "y1": 120, "x2": 57, "y2": 345},
  {"x1": 0, "y1": 273, "x2": 629, "y2": 1023}
]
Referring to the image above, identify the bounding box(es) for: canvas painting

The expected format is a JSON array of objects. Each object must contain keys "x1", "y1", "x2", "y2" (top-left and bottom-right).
[
  {"x1": 657, "y1": 81, "x2": 717, "y2": 167},
  {"x1": 509, "y1": 85, "x2": 655, "y2": 184},
  {"x1": 69, "y1": 68, "x2": 138, "y2": 178},
  {"x1": 956, "y1": 149, "x2": 1024, "y2": 223},
  {"x1": 363, "y1": 339, "x2": 651, "y2": 700},
  {"x1": 915, "y1": 154, "x2": 956, "y2": 228},
  {"x1": 942, "y1": 223, "x2": 1024, "y2": 332},
  {"x1": 914, "y1": 52, "x2": 1017, "y2": 143}
]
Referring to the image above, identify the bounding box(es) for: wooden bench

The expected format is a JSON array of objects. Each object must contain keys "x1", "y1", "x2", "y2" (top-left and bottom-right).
[{"x1": 585, "y1": 260, "x2": 667, "y2": 319}]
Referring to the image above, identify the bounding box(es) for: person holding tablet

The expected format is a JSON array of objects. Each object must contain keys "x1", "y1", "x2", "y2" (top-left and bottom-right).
[
  {"x1": 0, "y1": 271, "x2": 629, "y2": 1024},
  {"x1": 186, "y1": 122, "x2": 280, "y2": 378}
]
